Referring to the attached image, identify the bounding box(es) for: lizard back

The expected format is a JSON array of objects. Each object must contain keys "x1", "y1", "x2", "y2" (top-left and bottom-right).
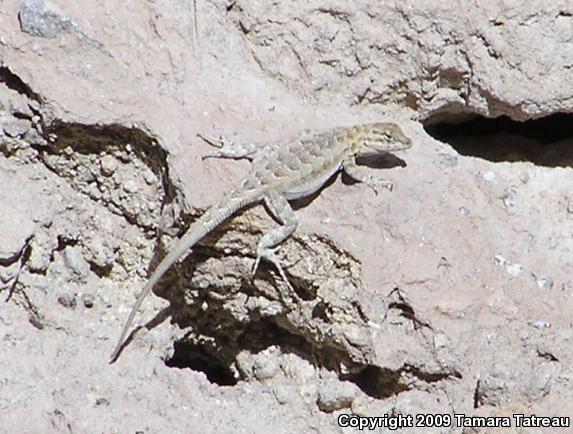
[{"x1": 248, "y1": 128, "x2": 352, "y2": 200}]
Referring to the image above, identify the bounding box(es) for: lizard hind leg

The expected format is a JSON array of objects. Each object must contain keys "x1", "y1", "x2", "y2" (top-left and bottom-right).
[{"x1": 252, "y1": 191, "x2": 297, "y2": 290}]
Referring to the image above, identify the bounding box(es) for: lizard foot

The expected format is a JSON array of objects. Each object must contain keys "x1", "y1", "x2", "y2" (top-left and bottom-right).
[
  {"x1": 252, "y1": 247, "x2": 295, "y2": 291},
  {"x1": 198, "y1": 133, "x2": 257, "y2": 160},
  {"x1": 365, "y1": 178, "x2": 393, "y2": 195}
]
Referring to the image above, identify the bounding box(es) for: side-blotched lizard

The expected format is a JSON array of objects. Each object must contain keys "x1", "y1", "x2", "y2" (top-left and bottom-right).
[{"x1": 110, "y1": 122, "x2": 412, "y2": 361}]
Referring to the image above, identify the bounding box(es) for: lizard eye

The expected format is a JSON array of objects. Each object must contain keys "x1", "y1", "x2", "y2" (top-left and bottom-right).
[
  {"x1": 379, "y1": 132, "x2": 393, "y2": 141},
  {"x1": 366, "y1": 132, "x2": 391, "y2": 146}
]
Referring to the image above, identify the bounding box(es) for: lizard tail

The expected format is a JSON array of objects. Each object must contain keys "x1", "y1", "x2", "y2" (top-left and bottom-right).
[{"x1": 110, "y1": 185, "x2": 266, "y2": 362}]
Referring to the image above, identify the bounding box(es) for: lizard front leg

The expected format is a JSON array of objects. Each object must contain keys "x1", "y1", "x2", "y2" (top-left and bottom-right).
[
  {"x1": 342, "y1": 155, "x2": 394, "y2": 192},
  {"x1": 252, "y1": 190, "x2": 297, "y2": 290},
  {"x1": 197, "y1": 133, "x2": 260, "y2": 161}
]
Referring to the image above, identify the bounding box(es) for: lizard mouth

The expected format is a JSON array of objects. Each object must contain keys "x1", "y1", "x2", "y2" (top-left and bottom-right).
[{"x1": 362, "y1": 142, "x2": 411, "y2": 154}]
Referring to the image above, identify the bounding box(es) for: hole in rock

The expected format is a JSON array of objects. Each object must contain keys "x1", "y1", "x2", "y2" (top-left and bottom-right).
[
  {"x1": 165, "y1": 341, "x2": 238, "y2": 386},
  {"x1": 424, "y1": 113, "x2": 573, "y2": 167}
]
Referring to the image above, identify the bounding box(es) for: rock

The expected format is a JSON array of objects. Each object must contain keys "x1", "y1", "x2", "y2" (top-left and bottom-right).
[
  {"x1": 63, "y1": 246, "x2": 90, "y2": 283},
  {"x1": 317, "y1": 379, "x2": 358, "y2": 412},
  {"x1": 57, "y1": 292, "x2": 77, "y2": 309},
  {"x1": 81, "y1": 293, "x2": 95, "y2": 308},
  {"x1": 100, "y1": 155, "x2": 118, "y2": 176}
]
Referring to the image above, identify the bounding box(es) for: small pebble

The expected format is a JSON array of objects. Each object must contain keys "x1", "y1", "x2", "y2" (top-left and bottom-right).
[
  {"x1": 3, "y1": 117, "x2": 32, "y2": 138},
  {"x1": 64, "y1": 246, "x2": 90, "y2": 283},
  {"x1": 535, "y1": 276, "x2": 553, "y2": 290},
  {"x1": 493, "y1": 255, "x2": 507, "y2": 266},
  {"x1": 95, "y1": 397, "x2": 110, "y2": 407},
  {"x1": 123, "y1": 179, "x2": 139, "y2": 194},
  {"x1": 100, "y1": 155, "x2": 117, "y2": 176},
  {"x1": 503, "y1": 189, "x2": 517, "y2": 208},
  {"x1": 82, "y1": 293, "x2": 95, "y2": 308},
  {"x1": 253, "y1": 355, "x2": 279, "y2": 381},
  {"x1": 505, "y1": 262, "x2": 522, "y2": 277},
  {"x1": 528, "y1": 319, "x2": 551, "y2": 329},
  {"x1": 58, "y1": 292, "x2": 77, "y2": 309},
  {"x1": 493, "y1": 255, "x2": 522, "y2": 276},
  {"x1": 143, "y1": 170, "x2": 156, "y2": 185},
  {"x1": 29, "y1": 313, "x2": 45, "y2": 329},
  {"x1": 317, "y1": 379, "x2": 357, "y2": 412}
]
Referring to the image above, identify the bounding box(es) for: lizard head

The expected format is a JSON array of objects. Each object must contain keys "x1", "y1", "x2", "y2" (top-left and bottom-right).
[{"x1": 348, "y1": 122, "x2": 412, "y2": 156}]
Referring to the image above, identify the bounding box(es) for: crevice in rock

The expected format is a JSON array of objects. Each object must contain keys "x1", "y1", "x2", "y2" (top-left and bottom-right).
[
  {"x1": 166, "y1": 340, "x2": 239, "y2": 386},
  {"x1": 536, "y1": 349, "x2": 559, "y2": 362},
  {"x1": 473, "y1": 381, "x2": 480, "y2": 409},
  {"x1": 54, "y1": 235, "x2": 79, "y2": 253},
  {"x1": 386, "y1": 287, "x2": 433, "y2": 331},
  {"x1": 1, "y1": 68, "x2": 178, "y2": 232},
  {"x1": 2, "y1": 239, "x2": 32, "y2": 302},
  {"x1": 0, "y1": 237, "x2": 31, "y2": 267},
  {"x1": 424, "y1": 113, "x2": 573, "y2": 168},
  {"x1": 341, "y1": 365, "x2": 408, "y2": 399},
  {"x1": 29, "y1": 120, "x2": 177, "y2": 230},
  {"x1": 41, "y1": 121, "x2": 171, "y2": 186},
  {"x1": 165, "y1": 318, "x2": 318, "y2": 386},
  {"x1": 166, "y1": 307, "x2": 361, "y2": 384},
  {"x1": 88, "y1": 261, "x2": 114, "y2": 278},
  {"x1": 0, "y1": 66, "x2": 43, "y2": 102},
  {"x1": 342, "y1": 363, "x2": 460, "y2": 400},
  {"x1": 405, "y1": 363, "x2": 462, "y2": 383}
]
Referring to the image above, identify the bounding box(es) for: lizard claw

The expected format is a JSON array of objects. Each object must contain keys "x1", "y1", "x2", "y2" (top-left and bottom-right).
[
  {"x1": 251, "y1": 256, "x2": 262, "y2": 276},
  {"x1": 202, "y1": 152, "x2": 225, "y2": 161},
  {"x1": 252, "y1": 248, "x2": 295, "y2": 291},
  {"x1": 197, "y1": 132, "x2": 226, "y2": 148},
  {"x1": 366, "y1": 179, "x2": 393, "y2": 194}
]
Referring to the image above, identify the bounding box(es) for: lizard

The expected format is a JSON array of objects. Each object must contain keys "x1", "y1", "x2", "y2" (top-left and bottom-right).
[{"x1": 110, "y1": 122, "x2": 412, "y2": 362}]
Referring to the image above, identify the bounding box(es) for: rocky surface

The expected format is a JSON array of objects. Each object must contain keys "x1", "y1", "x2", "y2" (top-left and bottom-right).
[{"x1": 1, "y1": 0, "x2": 572, "y2": 433}]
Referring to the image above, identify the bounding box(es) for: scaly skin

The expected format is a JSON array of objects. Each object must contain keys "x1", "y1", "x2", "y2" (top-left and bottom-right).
[{"x1": 110, "y1": 122, "x2": 411, "y2": 362}]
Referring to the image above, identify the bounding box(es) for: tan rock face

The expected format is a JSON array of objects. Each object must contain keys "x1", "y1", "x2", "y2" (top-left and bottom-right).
[{"x1": 1, "y1": 0, "x2": 572, "y2": 432}]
